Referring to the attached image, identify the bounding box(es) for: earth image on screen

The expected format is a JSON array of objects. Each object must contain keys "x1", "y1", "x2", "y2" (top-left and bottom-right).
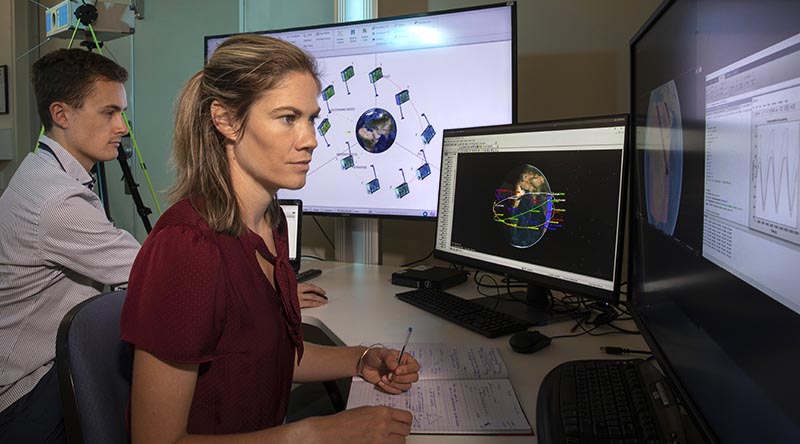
[
  {"x1": 355, "y1": 108, "x2": 397, "y2": 154},
  {"x1": 493, "y1": 164, "x2": 562, "y2": 248}
]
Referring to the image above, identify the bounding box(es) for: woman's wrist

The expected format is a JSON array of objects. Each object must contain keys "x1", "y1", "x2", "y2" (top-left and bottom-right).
[{"x1": 355, "y1": 344, "x2": 383, "y2": 378}]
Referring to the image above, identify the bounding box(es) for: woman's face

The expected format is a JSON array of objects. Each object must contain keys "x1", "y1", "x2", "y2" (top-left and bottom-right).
[{"x1": 230, "y1": 71, "x2": 321, "y2": 195}]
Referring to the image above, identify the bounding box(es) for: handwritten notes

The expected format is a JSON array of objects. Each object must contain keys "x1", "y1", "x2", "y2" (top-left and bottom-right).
[{"x1": 347, "y1": 343, "x2": 532, "y2": 435}]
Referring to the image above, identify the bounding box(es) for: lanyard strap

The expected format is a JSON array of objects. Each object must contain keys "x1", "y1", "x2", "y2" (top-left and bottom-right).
[{"x1": 38, "y1": 141, "x2": 95, "y2": 190}]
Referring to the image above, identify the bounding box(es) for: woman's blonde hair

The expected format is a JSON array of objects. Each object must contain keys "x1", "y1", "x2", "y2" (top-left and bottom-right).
[{"x1": 170, "y1": 34, "x2": 320, "y2": 236}]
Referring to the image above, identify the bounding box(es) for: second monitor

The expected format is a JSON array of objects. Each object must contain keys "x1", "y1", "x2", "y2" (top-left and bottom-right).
[{"x1": 434, "y1": 115, "x2": 629, "y2": 323}]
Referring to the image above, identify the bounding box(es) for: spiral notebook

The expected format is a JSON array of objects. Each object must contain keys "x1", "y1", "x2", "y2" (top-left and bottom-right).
[{"x1": 346, "y1": 343, "x2": 533, "y2": 435}]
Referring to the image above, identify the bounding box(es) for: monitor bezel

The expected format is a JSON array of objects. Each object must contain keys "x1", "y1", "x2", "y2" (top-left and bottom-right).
[
  {"x1": 204, "y1": 2, "x2": 518, "y2": 220},
  {"x1": 627, "y1": 1, "x2": 721, "y2": 441},
  {"x1": 278, "y1": 198, "x2": 303, "y2": 272},
  {"x1": 433, "y1": 114, "x2": 630, "y2": 304}
]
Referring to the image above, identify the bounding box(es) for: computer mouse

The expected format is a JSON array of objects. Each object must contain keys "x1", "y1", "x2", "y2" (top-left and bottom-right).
[{"x1": 509, "y1": 330, "x2": 551, "y2": 354}]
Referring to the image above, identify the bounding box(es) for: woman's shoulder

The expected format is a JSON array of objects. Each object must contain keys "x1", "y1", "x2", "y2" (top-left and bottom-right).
[{"x1": 152, "y1": 198, "x2": 213, "y2": 233}]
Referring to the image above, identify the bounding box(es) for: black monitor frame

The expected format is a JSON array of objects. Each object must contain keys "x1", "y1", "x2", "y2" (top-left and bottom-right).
[
  {"x1": 629, "y1": 1, "x2": 800, "y2": 442},
  {"x1": 434, "y1": 114, "x2": 630, "y2": 316},
  {"x1": 278, "y1": 199, "x2": 303, "y2": 272}
]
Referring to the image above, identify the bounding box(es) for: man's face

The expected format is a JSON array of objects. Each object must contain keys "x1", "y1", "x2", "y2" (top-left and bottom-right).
[{"x1": 60, "y1": 79, "x2": 128, "y2": 171}]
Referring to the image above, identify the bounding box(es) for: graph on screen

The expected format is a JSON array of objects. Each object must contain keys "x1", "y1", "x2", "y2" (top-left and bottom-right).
[{"x1": 753, "y1": 121, "x2": 800, "y2": 228}]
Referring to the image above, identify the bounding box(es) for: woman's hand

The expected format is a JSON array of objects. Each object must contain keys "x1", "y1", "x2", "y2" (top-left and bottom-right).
[
  {"x1": 298, "y1": 283, "x2": 328, "y2": 308},
  {"x1": 358, "y1": 347, "x2": 420, "y2": 394},
  {"x1": 305, "y1": 405, "x2": 412, "y2": 444}
]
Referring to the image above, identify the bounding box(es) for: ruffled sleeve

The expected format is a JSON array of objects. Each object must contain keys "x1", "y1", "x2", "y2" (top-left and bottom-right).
[{"x1": 121, "y1": 224, "x2": 226, "y2": 363}]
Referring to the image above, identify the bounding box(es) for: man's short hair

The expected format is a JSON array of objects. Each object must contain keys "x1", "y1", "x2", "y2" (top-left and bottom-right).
[{"x1": 32, "y1": 49, "x2": 128, "y2": 131}]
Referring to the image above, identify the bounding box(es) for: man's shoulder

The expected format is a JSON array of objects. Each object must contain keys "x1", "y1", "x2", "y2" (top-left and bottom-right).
[{"x1": 7, "y1": 153, "x2": 87, "y2": 202}]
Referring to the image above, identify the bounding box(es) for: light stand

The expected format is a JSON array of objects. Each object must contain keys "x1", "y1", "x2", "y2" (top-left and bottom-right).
[{"x1": 115, "y1": 141, "x2": 152, "y2": 233}]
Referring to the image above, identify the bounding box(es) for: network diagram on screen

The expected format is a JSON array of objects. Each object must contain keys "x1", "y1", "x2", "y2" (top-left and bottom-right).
[{"x1": 207, "y1": 5, "x2": 514, "y2": 217}]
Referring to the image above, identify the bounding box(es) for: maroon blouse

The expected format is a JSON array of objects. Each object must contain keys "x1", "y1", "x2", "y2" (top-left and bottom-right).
[{"x1": 120, "y1": 198, "x2": 303, "y2": 435}]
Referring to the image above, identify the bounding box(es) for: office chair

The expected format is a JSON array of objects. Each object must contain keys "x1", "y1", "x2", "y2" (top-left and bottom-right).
[{"x1": 56, "y1": 290, "x2": 131, "y2": 444}]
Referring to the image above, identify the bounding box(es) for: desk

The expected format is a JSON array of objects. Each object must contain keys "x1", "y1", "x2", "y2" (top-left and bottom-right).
[{"x1": 301, "y1": 261, "x2": 649, "y2": 444}]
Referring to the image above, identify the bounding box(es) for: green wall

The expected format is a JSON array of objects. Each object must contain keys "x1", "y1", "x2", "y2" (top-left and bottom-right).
[{"x1": 127, "y1": 0, "x2": 333, "y2": 241}]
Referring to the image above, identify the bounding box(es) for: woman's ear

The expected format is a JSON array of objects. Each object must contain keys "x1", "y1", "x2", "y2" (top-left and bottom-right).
[{"x1": 210, "y1": 100, "x2": 238, "y2": 142}]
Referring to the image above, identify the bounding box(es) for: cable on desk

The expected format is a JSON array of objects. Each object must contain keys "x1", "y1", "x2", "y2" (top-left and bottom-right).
[
  {"x1": 400, "y1": 249, "x2": 434, "y2": 268},
  {"x1": 300, "y1": 254, "x2": 326, "y2": 261},
  {"x1": 601, "y1": 346, "x2": 652, "y2": 355},
  {"x1": 311, "y1": 216, "x2": 336, "y2": 250}
]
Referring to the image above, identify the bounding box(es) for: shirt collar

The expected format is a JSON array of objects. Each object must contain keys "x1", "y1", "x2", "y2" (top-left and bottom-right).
[{"x1": 38, "y1": 135, "x2": 97, "y2": 190}]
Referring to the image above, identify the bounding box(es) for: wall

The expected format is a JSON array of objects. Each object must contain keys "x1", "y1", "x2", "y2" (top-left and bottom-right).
[
  {"x1": 0, "y1": 0, "x2": 13, "y2": 185},
  {"x1": 243, "y1": 0, "x2": 333, "y2": 32}
]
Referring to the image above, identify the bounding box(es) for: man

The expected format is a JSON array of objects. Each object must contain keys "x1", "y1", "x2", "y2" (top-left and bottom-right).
[{"x1": 0, "y1": 49, "x2": 140, "y2": 443}]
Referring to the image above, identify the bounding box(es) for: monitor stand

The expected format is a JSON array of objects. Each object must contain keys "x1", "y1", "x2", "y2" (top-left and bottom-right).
[{"x1": 471, "y1": 283, "x2": 569, "y2": 326}]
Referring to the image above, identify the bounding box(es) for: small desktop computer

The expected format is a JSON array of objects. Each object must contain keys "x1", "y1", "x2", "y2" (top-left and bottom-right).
[{"x1": 391, "y1": 265, "x2": 469, "y2": 290}]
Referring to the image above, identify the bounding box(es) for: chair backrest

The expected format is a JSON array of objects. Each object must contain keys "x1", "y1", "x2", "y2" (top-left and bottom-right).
[{"x1": 56, "y1": 290, "x2": 131, "y2": 444}]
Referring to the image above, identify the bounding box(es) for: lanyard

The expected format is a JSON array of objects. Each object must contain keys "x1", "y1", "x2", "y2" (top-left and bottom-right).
[
  {"x1": 38, "y1": 141, "x2": 95, "y2": 190},
  {"x1": 37, "y1": 142, "x2": 66, "y2": 173}
]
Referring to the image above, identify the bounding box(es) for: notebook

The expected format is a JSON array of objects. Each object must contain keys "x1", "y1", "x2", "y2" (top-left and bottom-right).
[
  {"x1": 346, "y1": 343, "x2": 532, "y2": 435},
  {"x1": 278, "y1": 199, "x2": 302, "y2": 272}
]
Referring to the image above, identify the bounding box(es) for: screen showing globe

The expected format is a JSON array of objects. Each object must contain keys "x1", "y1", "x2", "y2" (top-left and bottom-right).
[
  {"x1": 205, "y1": 3, "x2": 515, "y2": 218},
  {"x1": 435, "y1": 115, "x2": 628, "y2": 300}
]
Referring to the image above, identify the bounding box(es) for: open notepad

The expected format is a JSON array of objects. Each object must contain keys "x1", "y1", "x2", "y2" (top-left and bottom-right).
[{"x1": 346, "y1": 343, "x2": 533, "y2": 435}]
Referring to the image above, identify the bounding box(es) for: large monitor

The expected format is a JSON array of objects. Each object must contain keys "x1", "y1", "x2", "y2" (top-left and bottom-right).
[
  {"x1": 434, "y1": 115, "x2": 629, "y2": 323},
  {"x1": 205, "y1": 3, "x2": 516, "y2": 218},
  {"x1": 630, "y1": 0, "x2": 800, "y2": 441}
]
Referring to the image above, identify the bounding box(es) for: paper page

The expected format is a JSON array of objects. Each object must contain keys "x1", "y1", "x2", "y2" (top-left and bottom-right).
[
  {"x1": 346, "y1": 379, "x2": 531, "y2": 434},
  {"x1": 384, "y1": 343, "x2": 508, "y2": 380}
]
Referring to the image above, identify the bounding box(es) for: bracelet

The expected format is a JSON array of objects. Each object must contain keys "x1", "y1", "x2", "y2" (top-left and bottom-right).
[{"x1": 356, "y1": 343, "x2": 385, "y2": 378}]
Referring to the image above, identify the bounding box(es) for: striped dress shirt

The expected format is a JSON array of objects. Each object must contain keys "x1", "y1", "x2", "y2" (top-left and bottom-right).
[{"x1": 0, "y1": 135, "x2": 141, "y2": 412}]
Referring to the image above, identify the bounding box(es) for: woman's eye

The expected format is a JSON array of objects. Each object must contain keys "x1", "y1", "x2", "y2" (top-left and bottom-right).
[{"x1": 283, "y1": 115, "x2": 296, "y2": 124}]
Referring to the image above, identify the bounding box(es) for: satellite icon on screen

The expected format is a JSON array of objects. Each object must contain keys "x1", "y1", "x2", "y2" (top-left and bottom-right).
[
  {"x1": 421, "y1": 113, "x2": 436, "y2": 144},
  {"x1": 366, "y1": 164, "x2": 381, "y2": 194},
  {"x1": 341, "y1": 65, "x2": 355, "y2": 94},
  {"x1": 395, "y1": 168, "x2": 410, "y2": 199},
  {"x1": 395, "y1": 89, "x2": 410, "y2": 119},
  {"x1": 340, "y1": 141, "x2": 355, "y2": 170},
  {"x1": 369, "y1": 67, "x2": 383, "y2": 97},
  {"x1": 321, "y1": 84, "x2": 335, "y2": 113},
  {"x1": 317, "y1": 118, "x2": 331, "y2": 147},
  {"x1": 417, "y1": 149, "x2": 431, "y2": 181}
]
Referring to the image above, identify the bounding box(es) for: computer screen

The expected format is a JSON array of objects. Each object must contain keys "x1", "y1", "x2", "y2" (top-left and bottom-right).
[
  {"x1": 278, "y1": 199, "x2": 302, "y2": 272},
  {"x1": 205, "y1": 3, "x2": 516, "y2": 218},
  {"x1": 434, "y1": 115, "x2": 629, "y2": 322},
  {"x1": 630, "y1": 0, "x2": 800, "y2": 441}
]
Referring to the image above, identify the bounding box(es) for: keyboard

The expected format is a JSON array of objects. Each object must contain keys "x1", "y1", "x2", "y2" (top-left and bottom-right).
[
  {"x1": 296, "y1": 268, "x2": 322, "y2": 282},
  {"x1": 395, "y1": 288, "x2": 531, "y2": 338},
  {"x1": 537, "y1": 359, "x2": 688, "y2": 444}
]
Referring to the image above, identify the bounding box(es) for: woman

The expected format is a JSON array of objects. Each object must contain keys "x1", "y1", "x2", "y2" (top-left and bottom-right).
[{"x1": 120, "y1": 34, "x2": 419, "y2": 444}]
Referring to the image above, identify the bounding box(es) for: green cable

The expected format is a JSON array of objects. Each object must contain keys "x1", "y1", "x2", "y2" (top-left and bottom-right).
[
  {"x1": 123, "y1": 117, "x2": 163, "y2": 215},
  {"x1": 86, "y1": 23, "x2": 163, "y2": 216}
]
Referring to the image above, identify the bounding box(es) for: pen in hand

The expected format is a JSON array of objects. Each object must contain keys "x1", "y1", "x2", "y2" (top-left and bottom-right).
[{"x1": 397, "y1": 327, "x2": 413, "y2": 365}]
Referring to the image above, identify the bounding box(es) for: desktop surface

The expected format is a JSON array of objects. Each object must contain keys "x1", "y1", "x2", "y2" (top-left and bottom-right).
[{"x1": 299, "y1": 260, "x2": 648, "y2": 444}]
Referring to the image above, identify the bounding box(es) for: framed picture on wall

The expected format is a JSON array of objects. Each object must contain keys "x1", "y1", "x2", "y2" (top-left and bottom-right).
[{"x1": 0, "y1": 65, "x2": 8, "y2": 114}]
